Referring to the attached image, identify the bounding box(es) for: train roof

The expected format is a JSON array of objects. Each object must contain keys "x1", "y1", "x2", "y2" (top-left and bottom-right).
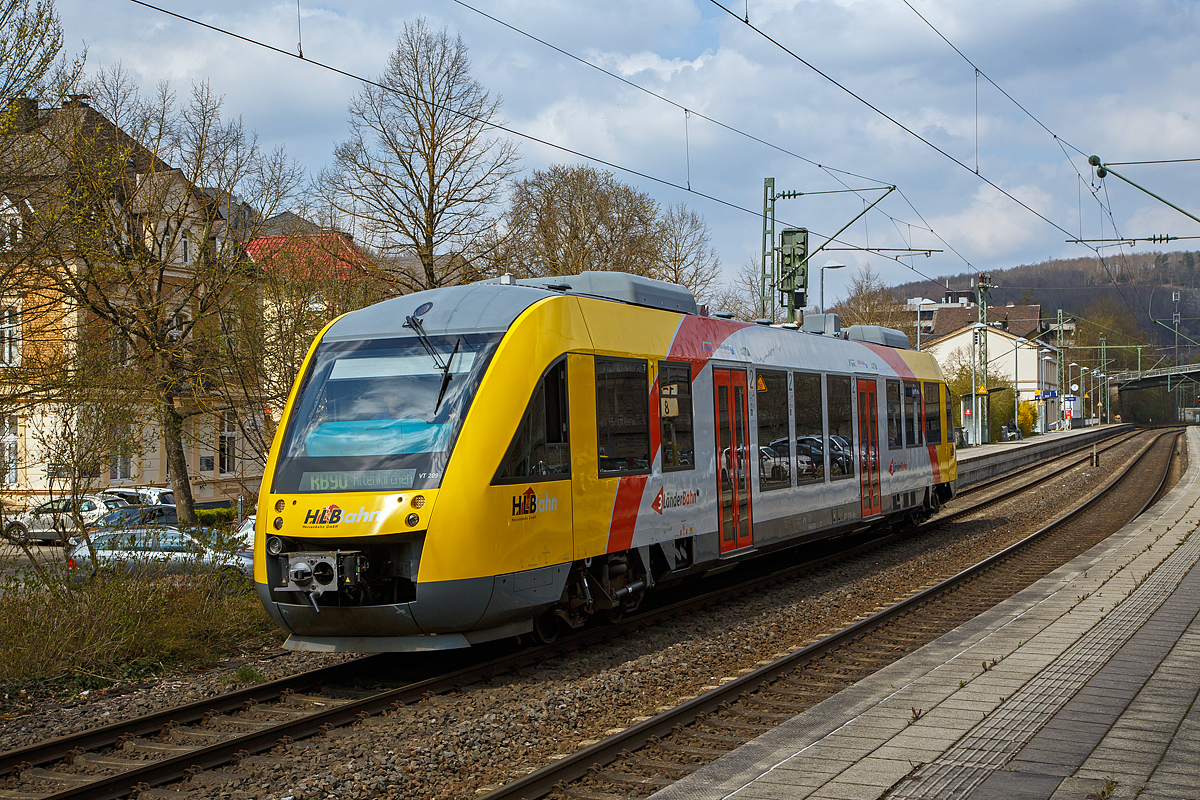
[{"x1": 323, "y1": 273, "x2": 915, "y2": 355}]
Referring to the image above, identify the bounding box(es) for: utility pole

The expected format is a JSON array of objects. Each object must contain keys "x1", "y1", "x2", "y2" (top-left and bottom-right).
[
  {"x1": 976, "y1": 273, "x2": 994, "y2": 440},
  {"x1": 1100, "y1": 334, "x2": 1108, "y2": 424},
  {"x1": 1057, "y1": 308, "x2": 1065, "y2": 429},
  {"x1": 760, "y1": 178, "x2": 776, "y2": 321}
]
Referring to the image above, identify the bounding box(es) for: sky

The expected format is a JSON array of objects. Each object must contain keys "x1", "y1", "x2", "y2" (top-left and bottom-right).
[{"x1": 56, "y1": 0, "x2": 1200, "y2": 306}]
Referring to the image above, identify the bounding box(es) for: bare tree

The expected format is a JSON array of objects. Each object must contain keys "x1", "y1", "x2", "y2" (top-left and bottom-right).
[
  {"x1": 321, "y1": 18, "x2": 519, "y2": 291},
  {"x1": 711, "y1": 255, "x2": 783, "y2": 322},
  {"x1": 488, "y1": 164, "x2": 660, "y2": 278},
  {"x1": 653, "y1": 202, "x2": 721, "y2": 302},
  {"x1": 30, "y1": 69, "x2": 303, "y2": 523},
  {"x1": 828, "y1": 263, "x2": 914, "y2": 341},
  {"x1": 0, "y1": 0, "x2": 83, "y2": 108}
]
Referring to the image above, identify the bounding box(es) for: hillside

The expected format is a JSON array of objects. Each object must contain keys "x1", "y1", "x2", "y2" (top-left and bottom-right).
[{"x1": 893, "y1": 251, "x2": 1200, "y2": 354}]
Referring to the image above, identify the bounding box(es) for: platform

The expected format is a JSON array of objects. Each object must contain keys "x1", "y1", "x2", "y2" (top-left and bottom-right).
[
  {"x1": 954, "y1": 423, "x2": 1130, "y2": 490},
  {"x1": 653, "y1": 427, "x2": 1200, "y2": 800}
]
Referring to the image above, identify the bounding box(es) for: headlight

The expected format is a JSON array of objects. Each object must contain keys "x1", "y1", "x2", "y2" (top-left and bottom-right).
[
  {"x1": 273, "y1": 517, "x2": 284, "y2": 530},
  {"x1": 405, "y1": 513, "x2": 420, "y2": 527},
  {"x1": 411, "y1": 495, "x2": 425, "y2": 509},
  {"x1": 275, "y1": 499, "x2": 285, "y2": 512},
  {"x1": 266, "y1": 536, "x2": 285, "y2": 556}
]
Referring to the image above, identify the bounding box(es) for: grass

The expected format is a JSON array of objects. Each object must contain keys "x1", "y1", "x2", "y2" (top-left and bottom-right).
[{"x1": 0, "y1": 553, "x2": 282, "y2": 702}]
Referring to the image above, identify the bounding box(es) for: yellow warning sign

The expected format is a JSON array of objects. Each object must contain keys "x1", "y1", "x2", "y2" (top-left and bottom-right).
[{"x1": 756, "y1": 375, "x2": 768, "y2": 392}]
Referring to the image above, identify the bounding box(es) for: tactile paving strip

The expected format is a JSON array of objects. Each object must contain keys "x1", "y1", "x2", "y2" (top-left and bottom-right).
[{"x1": 888, "y1": 529, "x2": 1200, "y2": 799}]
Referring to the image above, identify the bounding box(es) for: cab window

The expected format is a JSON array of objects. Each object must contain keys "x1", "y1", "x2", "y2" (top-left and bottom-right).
[
  {"x1": 494, "y1": 358, "x2": 570, "y2": 483},
  {"x1": 659, "y1": 362, "x2": 694, "y2": 471},
  {"x1": 923, "y1": 382, "x2": 943, "y2": 444}
]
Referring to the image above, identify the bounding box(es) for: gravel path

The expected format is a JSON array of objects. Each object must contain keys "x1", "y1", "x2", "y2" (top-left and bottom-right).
[{"x1": 1, "y1": 432, "x2": 1163, "y2": 799}]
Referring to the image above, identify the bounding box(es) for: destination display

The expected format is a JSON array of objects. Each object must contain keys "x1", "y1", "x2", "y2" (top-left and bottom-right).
[{"x1": 300, "y1": 469, "x2": 417, "y2": 492}]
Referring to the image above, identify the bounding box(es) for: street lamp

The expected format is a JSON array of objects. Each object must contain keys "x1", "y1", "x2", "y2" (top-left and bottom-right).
[
  {"x1": 1081, "y1": 367, "x2": 1090, "y2": 424},
  {"x1": 819, "y1": 260, "x2": 846, "y2": 314},
  {"x1": 970, "y1": 322, "x2": 986, "y2": 445},
  {"x1": 1041, "y1": 354, "x2": 1055, "y2": 432},
  {"x1": 1068, "y1": 362, "x2": 1079, "y2": 428}
]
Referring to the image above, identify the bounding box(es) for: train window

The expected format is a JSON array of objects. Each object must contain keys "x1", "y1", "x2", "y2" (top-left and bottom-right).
[
  {"x1": 827, "y1": 375, "x2": 854, "y2": 480},
  {"x1": 659, "y1": 362, "x2": 694, "y2": 471},
  {"x1": 596, "y1": 358, "x2": 651, "y2": 476},
  {"x1": 904, "y1": 381, "x2": 922, "y2": 447},
  {"x1": 494, "y1": 359, "x2": 570, "y2": 483},
  {"x1": 756, "y1": 370, "x2": 790, "y2": 491},
  {"x1": 793, "y1": 372, "x2": 825, "y2": 483},
  {"x1": 923, "y1": 382, "x2": 943, "y2": 444},
  {"x1": 886, "y1": 380, "x2": 902, "y2": 450}
]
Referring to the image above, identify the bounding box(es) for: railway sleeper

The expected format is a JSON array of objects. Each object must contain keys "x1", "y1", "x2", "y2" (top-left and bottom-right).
[
  {"x1": 743, "y1": 694, "x2": 813, "y2": 712},
  {"x1": 698, "y1": 718, "x2": 774, "y2": 733},
  {"x1": 71, "y1": 752, "x2": 148, "y2": 770},
  {"x1": 594, "y1": 769, "x2": 675, "y2": 788},
  {"x1": 123, "y1": 739, "x2": 195, "y2": 755},
  {"x1": 20, "y1": 767, "x2": 94, "y2": 785},
  {"x1": 623, "y1": 755, "x2": 700, "y2": 775},
  {"x1": 677, "y1": 730, "x2": 751, "y2": 745},
  {"x1": 723, "y1": 705, "x2": 795, "y2": 721},
  {"x1": 652, "y1": 741, "x2": 731, "y2": 758},
  {"x1": 563, "y1": 787, "x2": 638, "y2": 800}
]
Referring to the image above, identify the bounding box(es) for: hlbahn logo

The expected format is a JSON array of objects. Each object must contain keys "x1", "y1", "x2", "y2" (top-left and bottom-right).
[
  {"x1": 651, "y1": 488, "x2": 699, "y2": 515},
  {"x1": 303, "y1": 504, "x2": 383, "y2": 525},
  {"x1": 512, "y1": 488, "x2": 558, "y2": 519},
  {"x1": 888, "y1": 459, "x2": 910, "y2": 476},
  {"x1": 305, "y1": 504, "x2": 342, "y2": 524}
]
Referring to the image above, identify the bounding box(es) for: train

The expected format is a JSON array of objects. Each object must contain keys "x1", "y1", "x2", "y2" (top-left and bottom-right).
[{"x1": 254, "y1": 271, "x2": 957, "y2": 652}]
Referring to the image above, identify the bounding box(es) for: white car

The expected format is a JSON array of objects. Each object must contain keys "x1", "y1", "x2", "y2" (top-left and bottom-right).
[
  {"x1": 67, "y1": 526, "x2": 252, "y2": 584},
  {"x1": 102, "y1": 486, "x2": 176, "y2": 507},
  {"x1": 7, "y1": 494, "x2": 129, "y2": 545}
]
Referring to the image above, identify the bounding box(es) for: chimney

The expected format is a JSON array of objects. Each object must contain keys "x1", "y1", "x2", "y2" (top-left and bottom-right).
[{"x1": 62, "y1": 93, "x2": 91, "y2": 107}]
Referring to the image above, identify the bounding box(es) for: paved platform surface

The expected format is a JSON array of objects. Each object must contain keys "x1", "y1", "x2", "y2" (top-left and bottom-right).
[
  {"x1": 653, "y1": 427, "x2": 1200, "y2": 800},
  {"x1": 955, "y1": 423, "x2": 1115, "y2": 464}
]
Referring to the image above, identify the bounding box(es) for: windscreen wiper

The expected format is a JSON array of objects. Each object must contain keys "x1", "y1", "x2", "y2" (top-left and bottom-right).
[
  {"x1": 403, "y1": 315, "x2": 446, "y2": 370},
  {"x1": 434, "y1": 338, "x2": 462, "y2": 414}
]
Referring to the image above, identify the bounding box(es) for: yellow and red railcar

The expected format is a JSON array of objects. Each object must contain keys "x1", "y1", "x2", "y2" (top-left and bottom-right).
[{"x1": 255, "y1": 272, "x2": 956, "y2": 651}]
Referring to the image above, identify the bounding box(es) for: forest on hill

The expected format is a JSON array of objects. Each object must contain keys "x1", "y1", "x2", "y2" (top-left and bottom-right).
[{"x1": 894, "y1": 251, "x2": 1200, "y2": 362}]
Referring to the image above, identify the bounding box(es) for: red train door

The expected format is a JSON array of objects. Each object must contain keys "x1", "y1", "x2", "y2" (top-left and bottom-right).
[
  {"x1": 857, "y1": 378, "x2": 882, "y2": 517},
  {"x1": 714, "y1": 368, "x2": 753, "y2": 553}
]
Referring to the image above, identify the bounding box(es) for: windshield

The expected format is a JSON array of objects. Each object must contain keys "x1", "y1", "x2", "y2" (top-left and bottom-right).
[{"x1": 272, "y1": 332, "x2": 501, "y2": 493}]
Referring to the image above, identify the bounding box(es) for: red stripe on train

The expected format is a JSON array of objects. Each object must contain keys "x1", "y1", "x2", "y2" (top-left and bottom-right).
[{"x1": 606, "y1": 475, "x2": 649, "y2": 552}]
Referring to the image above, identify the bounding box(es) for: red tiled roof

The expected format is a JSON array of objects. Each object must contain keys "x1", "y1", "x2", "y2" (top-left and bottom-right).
[{"x1": 244, "y1": 232, "x2": 372, "y2": 280}]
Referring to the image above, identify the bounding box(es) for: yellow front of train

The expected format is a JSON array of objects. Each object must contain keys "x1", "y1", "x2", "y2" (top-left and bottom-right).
[{"x1": 253, "y1": 282, "x2": 592, "y2": 652}]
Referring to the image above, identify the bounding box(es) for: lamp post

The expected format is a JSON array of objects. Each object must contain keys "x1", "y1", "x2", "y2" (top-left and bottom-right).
[
  {"x1": 1081, "y1": 367, "x2": 1090, "y2": 424},
  {"x1": 1013, "y1": 337, "x2": 1026, "y2": 431},
  {"x1": 1041, "y1": 354, "x2": 1055, "y2": 433},
  {"x1": 970, "y1": 322, "x2": 986, "y2": 445},
  {"x1": 819, "y1": 260, "x2": 846, "y2": 314},
  {"x1": 1068, "y1": 362, "x2": 1078, "y2": 428}
]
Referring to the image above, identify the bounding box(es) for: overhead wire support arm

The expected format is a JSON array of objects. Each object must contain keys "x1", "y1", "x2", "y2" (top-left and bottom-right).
[
  {"x1": 804, "y1": 186, "x2": 896, "y2": 266},
  {"x1": 1089, "y1": 156, "x2": 1200, "y2": 227}
]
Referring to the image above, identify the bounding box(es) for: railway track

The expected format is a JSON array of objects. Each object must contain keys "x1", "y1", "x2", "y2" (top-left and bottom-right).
[
  {"x1": 0, "y1": 429, "x2": 1161, "y2": 800},
  {"x1": 485, "y1": 429, "x2": 1181, "y2": 800}
]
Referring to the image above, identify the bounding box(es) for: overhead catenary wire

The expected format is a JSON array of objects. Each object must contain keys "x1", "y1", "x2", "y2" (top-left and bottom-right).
[{"x1": 125, "y1": 0, "x2": 951, "y2": 287}]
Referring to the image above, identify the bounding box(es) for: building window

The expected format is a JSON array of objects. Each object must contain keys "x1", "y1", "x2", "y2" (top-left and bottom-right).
[
  {"x1": 219, "y1": 412, "x2": 237, "y2": 475},
  {"x1": 886, "y1": 380, "x2": 902, "y2": 450},
  {"x1": 0, "y1": 306, "x2": 19, "y2": 366},
  {"x1": 827, "y1": 375, "x2": 855, "y2": 480},
  {"x1": 181, "y1": 229, "x2": 189, "y2": 264},
  {"x1": 794, "y1": 372, "x2": 826, "y2": 482},
  {"x1": 659, "y1": 362, "x2": 694, "y2": 471},
  {"x1": 495, "y1": 358, "x2": 570, "y2": 482},
  {"x1": 1, "y1": 416, "x2": 16, "y2": 485},
  {"x1": 904, "y1": 381, "x2": 922, "y2": 447},
  {"x1": 596, "y1": 358, "x2": 650, "y2": 476},
  {"x1": 924, "y1": 382, "x2": 943, "y2": 445},
  {"x1": 756, "y1": 370, "x2": 790, "y2": 491},
  {"x1": 3, "y1": 215, "x2": 20, "y2": 248}
]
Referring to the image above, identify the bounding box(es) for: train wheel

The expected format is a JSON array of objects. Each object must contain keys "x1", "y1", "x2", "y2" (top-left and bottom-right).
[
  {"x1": 927, "y1": 487, "x2": 942, "y2": 514},
  {"x1": 531, "y1": 611, "x2": 561, "y2": 644},
  {"x1": 603, "y1": 605, "x2": 625, "y2": 624}
]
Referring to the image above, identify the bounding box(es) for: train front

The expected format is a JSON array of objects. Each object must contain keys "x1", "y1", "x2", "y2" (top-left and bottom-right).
[{"x1": 254, "y1": 284, "x2": 543, "y2": 652}]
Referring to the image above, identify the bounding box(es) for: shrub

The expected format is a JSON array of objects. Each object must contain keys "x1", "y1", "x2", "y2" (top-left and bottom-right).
[
  {"x1": 196, "y1": 507, "x2": 238, "y2": 528},
  {"x1": 0, "y1": 560, "x2": 281, "y2": 684}
]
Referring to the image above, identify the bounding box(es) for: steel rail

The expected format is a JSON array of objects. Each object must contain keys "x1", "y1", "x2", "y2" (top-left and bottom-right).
[
  {"x1": 3, "y1": 429, "x2": 1154, "y2": 798},
  {"x1": 483, "y1": 429, "x2": 1177, "y2": 800}
]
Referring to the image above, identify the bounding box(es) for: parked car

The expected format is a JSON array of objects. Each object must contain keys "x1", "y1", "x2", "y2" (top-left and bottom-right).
[
  {"x1": 101, "y1": 486, "x2": 176, "y2": 507},
  {"x1": 758, "y1": 446, "x2": 790, "y2": 482},
  {"x1": 235, "y1": 515, "x2": 255, "y2": 551},
  {"x1": 6, "y1": 494, "x2": 129, "y2": 545},
  {"x1": 67, "y1": 504, "x2": 181, "y2": 547},
  {"x1": 67, "y1": 525, "x2": 252, "y2": 584}
]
